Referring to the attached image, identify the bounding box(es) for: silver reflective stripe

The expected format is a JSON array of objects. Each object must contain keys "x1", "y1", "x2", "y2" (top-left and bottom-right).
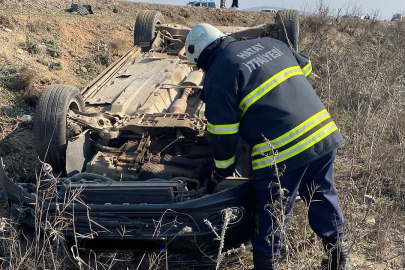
[
  {"x1": 252, "y1": 144, "x2": 273, "y2": 157},
  {"x1": 252, "y1": 122, "x2": 338, "y2": 170},
  {"x1": 253, "y1": 156, "x2": 274, "y2": 170},
  {"x1": 252, "y1": 156, "x2": 275, "y2": 169},
  {"x1": 207, "y1": 122, "x2": 239, "y2": 135},
  {"x1": 238, "y1": 66, "x2": 303, "y2": 116},
  {"x1": 215, "y1": 155, "x2": 236, "y2": 169},
  {"x1": 251, "y1": 109, "x2": 330, "y2": 156}
]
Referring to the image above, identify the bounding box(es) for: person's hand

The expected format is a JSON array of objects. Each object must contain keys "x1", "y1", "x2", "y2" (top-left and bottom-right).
[
  {"x1": 211, "y1": 171, "x2": 225, "y2": 183},
  {"x1": 211, "y1": 172, "x2": 218, "y2": 183},
  {"x1": 205, "y1": 172, "x2": 222, "y2": 194}
]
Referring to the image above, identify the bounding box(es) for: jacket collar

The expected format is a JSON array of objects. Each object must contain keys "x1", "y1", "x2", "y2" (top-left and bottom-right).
[{"x1": 197, "y1": 36, "x2": 236, "y2": 72}]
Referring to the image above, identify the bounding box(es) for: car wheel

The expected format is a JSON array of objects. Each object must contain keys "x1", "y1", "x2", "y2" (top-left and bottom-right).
[
  {"x1": 71, "y1": 4, "x2": 90, "y2": 15},
  {"x1": 275, "y1": 9, "x2": 300, "y2": 52},
  {"x1": 134, "y1": 10, "x2": 165, "y2": 51},
  {"x1": 34, "y1": 85, "x2": 85, "y2": 174}
]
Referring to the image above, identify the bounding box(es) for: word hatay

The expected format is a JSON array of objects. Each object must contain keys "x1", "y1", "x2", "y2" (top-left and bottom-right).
[{"x1": 236, "y1": 43, "x2": 284, "y2": 73}]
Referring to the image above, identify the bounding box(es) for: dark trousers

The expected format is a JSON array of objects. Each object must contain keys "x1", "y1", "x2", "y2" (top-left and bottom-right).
[
  {"x1": 220, "y1": 0, "x2": 226, "y2": 8},
  {"x1": 251, "y1": 149, "x2": 344, "y2": 255},
  {"x1": 231, "y1": 0, "x2": 238, "y2": 7}
]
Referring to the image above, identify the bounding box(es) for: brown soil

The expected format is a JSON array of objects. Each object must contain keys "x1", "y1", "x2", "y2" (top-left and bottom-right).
[{"x1": 0, "y1": 0, "x2": 276, "y2": 27}]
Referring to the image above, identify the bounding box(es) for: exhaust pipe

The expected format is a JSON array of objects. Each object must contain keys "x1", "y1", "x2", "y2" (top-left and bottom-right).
[{"x1": 169, "y1": 70, "x2": 204, "y2": 113}]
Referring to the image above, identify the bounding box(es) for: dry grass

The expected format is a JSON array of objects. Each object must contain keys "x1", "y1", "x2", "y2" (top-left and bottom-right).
[
  {"x1": 26, "y1": 20, "x2": 50, "y2": 34},
  {"x1": 286, "y1": 9, "x2": 405, "y2": 269},
  {"x1": 0, "y1": 14, "x2": 15, "y2": 30},
  {"x1": 109, "y1": 38, "x2": 129, "y2": 56},
  {"x1": 213, "y1": 7, "x2": 405, "y2": 270},
  {"x1": 0, "y1": 65, "x2": 38, "y2": 103}
]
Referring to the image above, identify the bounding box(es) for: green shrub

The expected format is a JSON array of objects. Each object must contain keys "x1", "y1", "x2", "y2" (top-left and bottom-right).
[
  {"x1": 37, "y1": 59, "x2": 62, "y2": 70},
  {"x1": 76, "y1": 59, "x2": 102, "y2": 81},
  {"x1": 23, "y1": 38, "x2": 41, "y2": 54},
  {"x1": 43, "y1": 38, "x2": 62, "y2": 58},
  {"x1": 48, "y1": 61, "x2": 62, "y2": 70}
]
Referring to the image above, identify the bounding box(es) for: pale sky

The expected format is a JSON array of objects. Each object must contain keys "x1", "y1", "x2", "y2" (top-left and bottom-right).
[{"x1": 128, "y1": 0, "x2": 405, "y2": 20}]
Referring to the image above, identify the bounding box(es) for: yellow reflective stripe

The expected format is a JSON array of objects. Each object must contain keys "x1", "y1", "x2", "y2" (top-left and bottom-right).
[
  {"x1": 251, "y1": 109, "x2": 330, "y2": 156},
  {"x1": 304, "y1": 67, "x2": 312, "y2": 77},
  {"x1": 214, "y1": 155, "x2": 236, "y2": 169},
  {"x1": 252, "y1": 121, "x2": 338, "y2": 170},
  {"x1": 238, "y1": 66, "x2": 303, "y2": 117},
  {"x1": 302, "y1": 60, "x2": 312, "y2": 77},
  {"x1": 207, "y1": 122, "x2": 239, "y2": 135}
]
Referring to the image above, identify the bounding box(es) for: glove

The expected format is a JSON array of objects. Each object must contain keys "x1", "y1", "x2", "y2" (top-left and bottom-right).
[
  {"x1": 205, "y1": 171, "x2": 224, "y2": 194},
  {"x1": 210, "y1": 171, "x2": 224, "y2": 183}
]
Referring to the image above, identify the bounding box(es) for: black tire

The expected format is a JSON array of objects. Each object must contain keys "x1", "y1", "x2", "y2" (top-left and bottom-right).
[
  {"x1": 82, "y1": 5, "x2": 94, "y2": 14},
  {"x1": 71, "y1": 4, "x2": 90, "y2": 15},
  {"x1": 275, "y1": 9, "x2": 300, "y2": 52},
  {"x1": 34, "y1": 85, "x2": 85, "y2": 173},
  {"x1": 134, "y1": 10, "x2": 165, "y2": 51}
]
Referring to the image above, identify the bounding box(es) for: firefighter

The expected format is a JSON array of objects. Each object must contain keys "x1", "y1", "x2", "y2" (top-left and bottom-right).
[{"x1": 185, "y1": 24, "x2": 351, "y2": 270}]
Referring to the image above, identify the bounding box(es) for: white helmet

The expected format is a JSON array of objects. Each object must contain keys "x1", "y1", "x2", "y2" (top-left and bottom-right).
[{"x1": 185, "y1": 23, "x2": 226, "y2": 65}]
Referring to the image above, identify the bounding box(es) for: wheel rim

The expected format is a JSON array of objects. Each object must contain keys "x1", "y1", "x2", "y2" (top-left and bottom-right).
[
  {"x1": 154, "y1": 20, "x2": 162, "y2": 39},
  {"x1": 68, "y1": 100, "x2": 81, "y2": 111},
  {"x1": 66, "y1": 100, "x2": 82, "y2": 141}
]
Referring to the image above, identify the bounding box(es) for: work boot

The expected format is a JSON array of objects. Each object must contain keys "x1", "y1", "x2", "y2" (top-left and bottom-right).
[
  {"x1": 253, "y1": 249, "x2": 279, "y2": 270},
  {"x1": 321, "y1": 236, "x2": 351, "y2": 270}
]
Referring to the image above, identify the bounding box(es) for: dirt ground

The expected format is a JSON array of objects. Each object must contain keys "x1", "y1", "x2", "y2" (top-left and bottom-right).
[{"x1": 0, "y1": 1, "x2": 404, "y2": 269}]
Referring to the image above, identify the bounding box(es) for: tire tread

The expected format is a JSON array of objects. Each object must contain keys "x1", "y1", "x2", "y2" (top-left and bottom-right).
[
  {"x1": 275, "y1": 9, "x2": 300, "y2": 51},
  {"x1": 134, "y1": 10, "x2": 165, "y2": 50},
  {"x1": 71, "y1": 4, "x2": 90, "y2": 15},
  {"x1": 34, "y1": 85, "x2": 84, "y2": 173}
]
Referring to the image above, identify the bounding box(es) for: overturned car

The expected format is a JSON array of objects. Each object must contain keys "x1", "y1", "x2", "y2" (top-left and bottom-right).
[{"x1": 0, "y1": 9, "x2": 300, "y2": 264}]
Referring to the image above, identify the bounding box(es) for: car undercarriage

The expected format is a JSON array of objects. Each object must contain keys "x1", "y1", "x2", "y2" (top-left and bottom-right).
[{"x1": 0, "y1": 9, "x2": 301, "y2": 264}]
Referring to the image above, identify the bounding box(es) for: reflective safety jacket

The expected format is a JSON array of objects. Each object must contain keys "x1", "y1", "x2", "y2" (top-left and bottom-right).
[{"x1": 198, "y1": 37, "x2": 345, "y2": 179}]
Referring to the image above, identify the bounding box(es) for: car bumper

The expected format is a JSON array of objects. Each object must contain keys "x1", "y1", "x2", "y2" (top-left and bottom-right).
[{"x1": 0, "y1": 158, "x2": 255, "y2": 264}]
